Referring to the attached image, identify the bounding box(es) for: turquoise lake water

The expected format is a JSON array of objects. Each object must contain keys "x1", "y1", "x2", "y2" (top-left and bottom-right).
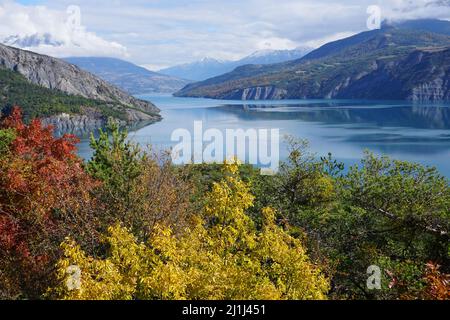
[{"x1": 77, "y1": 95, "x2": 450, "y2": 178}]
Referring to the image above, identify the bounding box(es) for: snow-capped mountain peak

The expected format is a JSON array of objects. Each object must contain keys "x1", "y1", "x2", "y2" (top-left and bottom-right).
[
  {"x1": 247, "y1": 46, "x2": 313, "y2": 59},
  {"x1": 159, "y1": 46, "x2": 313, "y2": 81},
  {"x1": 2, "y1": 33, "x2": 64, "y2": 48},
  {"x1": 246, "y1": 49, "x2": 277, "y2": 58},
  {"x1": 198, "y1": 57, "x2": 228, "y2": 64}
]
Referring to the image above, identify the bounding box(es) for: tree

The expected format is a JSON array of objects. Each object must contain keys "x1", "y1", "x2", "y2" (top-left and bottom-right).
[
  {"x1": 87, "y1": 121, "x2": 193, "y2": 240},
  {"x1": 266, "y1": 146, "x2": 449, "y2": 299},
  {"x1": 48, "y1": 160, "x2": 329, "y2": 300},
  {"x1": 0, "y1": 107, "x2": 99, "y2": 299},
  {"x1": 87, "y1": 120, "x2": 142, "y2": 191},
  {"x1": 0, "y1": 128, "x2": 15, "y2": 156}
]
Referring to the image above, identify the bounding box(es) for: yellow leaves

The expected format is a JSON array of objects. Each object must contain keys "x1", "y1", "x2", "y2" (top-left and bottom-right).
[
  {"x1": 204, "y1": 159, "x2": 257, "y2": 251},
  {"x1": 48, "y1": 161, "x2": 329, "y2": 300},
  {"x1": 222, "y1": 157, "x2": 241, "y2": 175},
  {"x1": 48, "y1": 232, "x2": 136, "y2": 300},
  {"x1": 315, "y1": 175, "x2": 335, "y2": 202},
  {"x1": 257, "y1": 227, "x2": 329, "y2": 300},
  {"x1": 262, "y1": 207, "x2": 276, "y2": 228},
  {"x1": 141, "y1": 265, "x2": 187, "y2": 300}
]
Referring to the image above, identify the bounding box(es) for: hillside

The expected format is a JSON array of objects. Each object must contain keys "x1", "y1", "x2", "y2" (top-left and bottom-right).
[
  {"x1": 0, "y1": 44, "x2": 161, "y2": 131},
  {"x1": 175, "y1": 20, "x2": 450, "y2": 101},
  {"x1": 0, "y1": 67, "x2": 127, "y2": 121},
  {"x1": 65, "y1": 57, "x2": 191, "y2": 94}
]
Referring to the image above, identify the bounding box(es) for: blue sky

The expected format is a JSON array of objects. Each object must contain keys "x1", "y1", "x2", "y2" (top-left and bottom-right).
[{"x1": 2, "y1": 0, "x2": 450, "y2": 70}]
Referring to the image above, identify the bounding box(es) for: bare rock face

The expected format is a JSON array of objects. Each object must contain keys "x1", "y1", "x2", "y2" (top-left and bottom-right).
[
  {"x1": 410, "y1": 79, "x2": 449, "y2": 102},
  {"x1": 223, "y1": 87, "x2": 287, "y2": 100},
  {"x1": 0, "y1": 43, "x2": 160, "y2": 121},
  {"x1": 240, "y1": 87, "x2": 287, "y2": 100}
]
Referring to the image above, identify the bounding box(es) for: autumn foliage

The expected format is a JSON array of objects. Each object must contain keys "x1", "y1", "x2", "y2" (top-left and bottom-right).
[
  {"x1": 0, "y1": 107, "x2": 448, "y2": 300},
  {"x1": 0, "y1": 108, "x2": 197, "y2": 299},
  {"x1": 0, "y1": 107, "x2": 99, "y2": 299},
  {"x1": 48, "y1": 161, "x2": 329, "y2": 300},
  {"x1": 422, "y1": 263, "x2": 450, "y2": 300}
]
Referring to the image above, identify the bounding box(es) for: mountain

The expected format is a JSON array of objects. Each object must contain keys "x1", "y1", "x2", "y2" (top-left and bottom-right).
[
  {"x1": 388, "y1": 19, "x2": 450, "y2": 36},
  {"x1": 175, "y1": 20, "x2": 450, "y2": 102},
  {"x1": 3, "y1": 33, "x2": 64, "y2": 48},
  {"x1": 0, "y1": 44, "x2": 161, "y2": 133},
  {"x1": 159, "y1": 57, "x2": 233, "y2": 82},
  {"x1": 238, "y1": 47, "x2": 313, "y2": 65},
  {"x1": 159, "y1": 47, "x2": 312, "y2": 81},
  {"x1": 64, "y1": 57, "x2": 191, "y2": 95}
]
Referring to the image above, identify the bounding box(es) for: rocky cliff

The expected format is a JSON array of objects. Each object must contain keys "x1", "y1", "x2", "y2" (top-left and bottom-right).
[
  {"x1": 0, "y1": 43, "x2": 161, "y2": 128},
  {"x1": 176, "y1": 22, "x2": 450, "y2": 102}
]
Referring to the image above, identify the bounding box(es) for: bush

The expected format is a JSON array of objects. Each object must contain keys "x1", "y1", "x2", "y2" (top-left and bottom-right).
[
  {"x1": 0, "y1": 107, "x2": 100, "y2": 299},
  {"x1": 86, "y1": 121, "x2": 194, "y2": 240},
  {"x1": 1, "y1": 107, "x2": 448, "y2": 300},
  {"x1": 48, "y1": 161, "x2": 329, "y2": 300}
]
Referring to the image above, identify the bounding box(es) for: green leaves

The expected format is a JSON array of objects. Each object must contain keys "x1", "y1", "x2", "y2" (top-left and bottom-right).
[
  {"x1": 247, "y1": 142, "x2": 450, "y2": 299},
  {"x1": 87, "y1": 119, "x2": 142, "y2": 187},
  {"x1": 0, "y1": 68, "x2": 127, "y2": 122},
  {"x1": 2, "y1": 107, "x2": 449, "y2": 300},
  {"x1": 0, "y1": 128, "x2": 15, "y2": 155},
  {"x1": 343, "y1": 151, "x2": 450, "y2": 237},
  {"x1": 48, "y1": 161, "x2": 329, "y2": 300}
]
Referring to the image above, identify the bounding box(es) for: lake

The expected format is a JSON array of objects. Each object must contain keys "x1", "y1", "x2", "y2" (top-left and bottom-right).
[{"x1": 77, "y1": 95, "x2": 450, "y2": 178}]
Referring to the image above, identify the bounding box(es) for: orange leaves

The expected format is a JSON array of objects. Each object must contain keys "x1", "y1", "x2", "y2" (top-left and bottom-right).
[
  {"x1": 0, "y1": 107, "x2": 93, "y2": 202},
  {"x1": 0, "y1": 106, "x2": 25, "y2": 131},
  {"x1": 2, "y1": 107, "x2": 79, "y2": 161},
  {"x1": 0, "y1": 106, "x2": 99, "y2": 298},
  {"x1": 423, "y1": 263, "x2": 450, "y2": 300}
]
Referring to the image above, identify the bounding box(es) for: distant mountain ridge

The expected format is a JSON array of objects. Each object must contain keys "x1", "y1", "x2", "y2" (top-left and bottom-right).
[
  {"x1": 160, "y1": 57, "x2": 232, "y2": 82},
  {"x1": 0, "y1": 43, "x2": 161, "y2": 132},
  {"x1": 387, "y1": 19, "x2": 450, "y2": 36},
  {"x1": 159, "y1": 47, "x2": 313, "y2": 81},
  {"x1": 65, "y1": 57, "x2": 191, "y2": 94},
  {"x1": 175, "y1": 19, "x2": 450, "y2": 102},
  {"x1": 3, "y1": 33, "x2": 64, "y2": 48}
]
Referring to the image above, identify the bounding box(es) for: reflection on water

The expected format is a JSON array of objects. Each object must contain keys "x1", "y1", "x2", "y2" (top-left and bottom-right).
[
  {"x1": 219, "y1": 103, "x2": 450, "y2": 130},
  {"x1": 52, "y1": 120, "x2": 160, "y2": 139},
  {"x1": 77, "y1": 96, "x2": 450, "y2": 178}
]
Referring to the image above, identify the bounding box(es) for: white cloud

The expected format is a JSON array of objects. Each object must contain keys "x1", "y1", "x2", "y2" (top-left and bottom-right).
[
  {"x1": 0, "y1": 0, "x2": 448, "y2": 68},
  {"x1": 382, "y1": 0, "x2": 450, "y2": 20},
  {"x1": 305, "y1": 32, "x2": 358, "y2": 48},
  {"x1": 142, "y1": 63, "x2": 171, "y2": 71},
  {"x1": 255, "y1": 37, "x2": 299, "y2": 50},
  {"x1": 0, "y1": 1, "x2": 128, "y2": 58}
]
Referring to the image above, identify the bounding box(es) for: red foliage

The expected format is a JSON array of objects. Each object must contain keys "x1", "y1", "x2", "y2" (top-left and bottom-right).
[
  {"x1": 0, "y1": 107, "x2": 100, "y2": 298},
  {"x1": 2, "y1": 107, "x2": 79, "y2": 160}
]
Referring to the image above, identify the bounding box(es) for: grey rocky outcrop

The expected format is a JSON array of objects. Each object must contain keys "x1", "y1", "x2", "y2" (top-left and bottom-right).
[{"x1": 0, "y1": 43, "x2": 161, "y2": 122}]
